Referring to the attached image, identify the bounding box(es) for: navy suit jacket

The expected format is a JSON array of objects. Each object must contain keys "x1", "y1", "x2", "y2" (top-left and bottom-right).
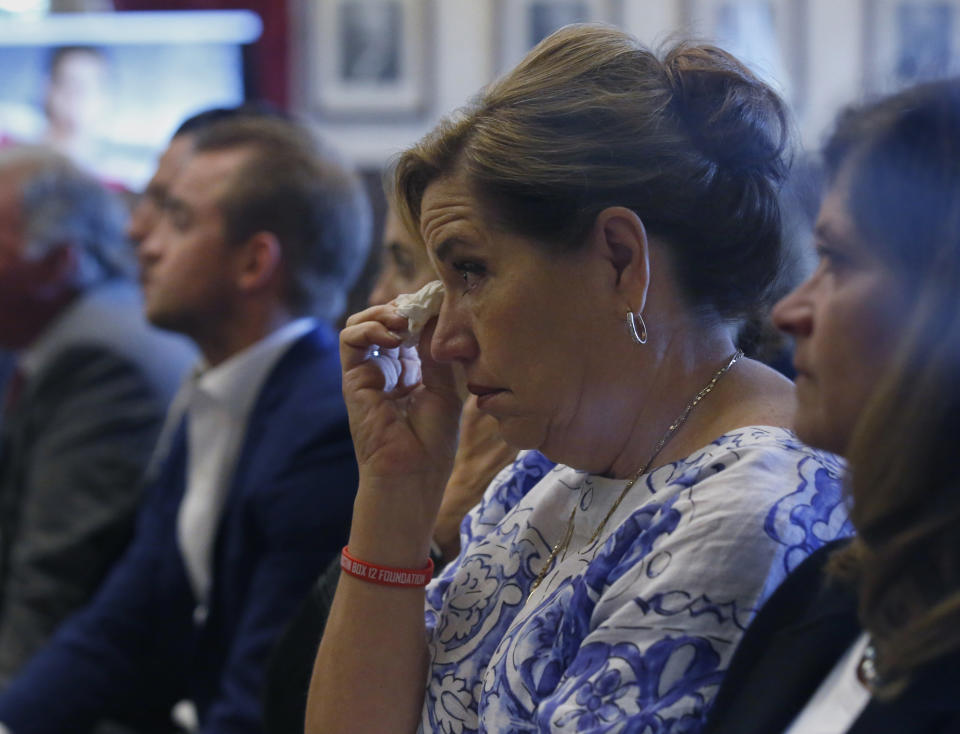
[
  {"x1": 0, "y1": 325, "x2": 358, "y2": 734},
  {"x1": 703, "y1": 540, "x2": 960, "y2": 734}
]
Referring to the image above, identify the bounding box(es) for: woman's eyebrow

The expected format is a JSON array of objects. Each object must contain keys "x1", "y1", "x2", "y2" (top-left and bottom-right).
[{"x1": 433, "y1": 237, "x2": 471, "y2": 263}]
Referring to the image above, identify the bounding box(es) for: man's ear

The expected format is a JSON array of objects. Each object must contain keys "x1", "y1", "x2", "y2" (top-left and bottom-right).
[
  {"x1": 591, "y1": 206, "x2": 651, "y2": 312},
  {"x1": 236, "y1": 231, "x2": 283, "y2": 294},
  {"x1": 33, "y1": 244, "x2": 77, "y2": 297}
]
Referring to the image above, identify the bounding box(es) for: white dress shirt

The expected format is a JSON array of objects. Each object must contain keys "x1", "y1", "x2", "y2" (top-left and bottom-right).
[
  {"x1": 168, "y1": 318, "x2": 315, "y2": 606},
  {"x1": 784, "y1": 632, "x2": 872, "y2": 734}
]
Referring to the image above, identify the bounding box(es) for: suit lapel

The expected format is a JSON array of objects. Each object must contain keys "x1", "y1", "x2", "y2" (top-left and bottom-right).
[{"x1": 204, "y1": 327, "x2": 332, "y2": 607}]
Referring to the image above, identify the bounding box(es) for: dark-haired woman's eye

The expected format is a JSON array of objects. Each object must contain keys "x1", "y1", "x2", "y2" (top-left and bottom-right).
[{"x1": 815, "y1": 245, "x2": 850, "y2": 274}]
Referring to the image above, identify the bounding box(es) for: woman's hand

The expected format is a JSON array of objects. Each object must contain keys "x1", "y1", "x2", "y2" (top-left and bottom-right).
[{"x1": 340, "y1": 304, "x2": 463, "y2": 563}]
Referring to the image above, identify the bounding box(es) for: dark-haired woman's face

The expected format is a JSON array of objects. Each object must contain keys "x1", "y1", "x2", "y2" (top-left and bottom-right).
[{"x1": 772, "y1": 168, "x2": 909, "y2": 455}]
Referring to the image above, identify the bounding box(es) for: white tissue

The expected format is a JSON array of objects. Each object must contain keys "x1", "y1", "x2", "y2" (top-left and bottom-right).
[{"x1": 394, "y1": 280, "x2": 444, "y2": 346}]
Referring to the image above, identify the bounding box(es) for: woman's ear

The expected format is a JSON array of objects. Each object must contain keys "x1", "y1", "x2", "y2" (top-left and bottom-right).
[{"x1": 592, "y1": 206, "x2": 651, "y2": 312}]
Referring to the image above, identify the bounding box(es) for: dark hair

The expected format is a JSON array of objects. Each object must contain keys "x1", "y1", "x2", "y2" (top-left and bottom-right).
[
  {"x1": 192, "y1": 118, "x2": 372, "y2": 320},
  {"x1": 824, "y1": 78, "x2": 960, "y2": 695},
  {"x1": 173, "y1": 102, "x2": 289, "y2": 138},
  {"x1": 738, "y1": 153, "x2": 823, "y2": 370},
  {"x1": 395, "y1": 24, "x2": 790, "y2": 321}
]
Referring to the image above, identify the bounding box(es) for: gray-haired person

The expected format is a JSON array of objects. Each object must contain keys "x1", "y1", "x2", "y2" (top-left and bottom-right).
[{"x1": 0, "y1": 145, "x2": 195, "y2": 685}]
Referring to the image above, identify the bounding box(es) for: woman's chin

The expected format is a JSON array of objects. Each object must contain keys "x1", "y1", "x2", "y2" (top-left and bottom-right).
[
  {"x1": 791, "y1": 410, "x2": 849, "y2": 458},
  {"x1": 493, "y1": 415, "x2": 548, "y2": 455}
]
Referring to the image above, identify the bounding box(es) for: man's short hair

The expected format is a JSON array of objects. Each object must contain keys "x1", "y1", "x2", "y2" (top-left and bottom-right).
[
  {"x1": 173, "y1": 101, "x2": 289, "y2": 138},
  {"x1": 192, "y1": 118, "x2": 372, "y2": 320},
  {"x1": 0, "y1": 144, "x2": 131, "y2": 288}
]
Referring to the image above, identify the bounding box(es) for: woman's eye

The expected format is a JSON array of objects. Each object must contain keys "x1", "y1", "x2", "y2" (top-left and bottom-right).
[
  {"x1": 815, "y1": 246, "x2": 849, "y2": 273},
  {"x1": 388, "y1": 246, "x2": 416, "y2": 280},
  {"x1": 453, "y1": 260, "x2": 486, "y2": 291}
]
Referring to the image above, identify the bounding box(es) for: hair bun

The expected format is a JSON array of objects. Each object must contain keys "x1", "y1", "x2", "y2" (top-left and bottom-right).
[{"x1": 663, "y1": 43, "x2": 789, "y2": 180}]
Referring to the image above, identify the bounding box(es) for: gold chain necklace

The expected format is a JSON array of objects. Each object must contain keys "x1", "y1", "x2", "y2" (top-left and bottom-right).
[{"x1": 528, "y1": 349, "x2": 744, "y2": 594}]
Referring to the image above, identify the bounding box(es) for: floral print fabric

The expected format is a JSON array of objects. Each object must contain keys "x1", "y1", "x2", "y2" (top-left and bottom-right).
[{"x1": 421, "y1": 427, "x2": 851, "y2": 733}]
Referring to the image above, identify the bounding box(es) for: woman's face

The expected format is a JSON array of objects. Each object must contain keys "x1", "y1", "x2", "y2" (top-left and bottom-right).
[
  {"x1": 419, "y1": 172, "x2": 626, "y2": 463},
  {"x1": 772, "y1": 165, "x2": 910, "y2": 456},
  {"x1": 367, "y1": 206, "x2": 436, "y2": 307}
]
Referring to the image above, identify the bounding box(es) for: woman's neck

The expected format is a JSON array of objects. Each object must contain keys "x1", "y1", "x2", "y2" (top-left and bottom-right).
[{"x1": 602, "y1": 329, "x2": 744, "y2": 479}]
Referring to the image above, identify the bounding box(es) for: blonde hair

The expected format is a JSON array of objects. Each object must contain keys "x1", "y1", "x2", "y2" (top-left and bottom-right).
[{"x1": 395, "y1": 24, "x2": 790, "y2": 320}]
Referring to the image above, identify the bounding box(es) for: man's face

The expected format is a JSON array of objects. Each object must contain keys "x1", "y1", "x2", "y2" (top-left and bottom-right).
[
  {"x1": 46, "y1": 50, "x2": 108, "y2": 134},
  {"x1": 127, "y1": 134, "x2": 195, "y2": 245},
  {"x1": 137, "y1": 148, "x2": 251, "y2": 346}
]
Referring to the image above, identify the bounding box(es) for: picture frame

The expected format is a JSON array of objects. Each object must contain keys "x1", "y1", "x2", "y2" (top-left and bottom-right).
[
  {"x1": 864, "y1": 0, "x2": 960, "y2": 93},
  {"x1": 495, "y1": 0, "x2": 623, "y2": 74},
  {"x1": 680, "y1": 0, "x2": 807, "y2": 112},
  {"x1": 311, "y1": 0, "x2": 431, "y2": 119}
]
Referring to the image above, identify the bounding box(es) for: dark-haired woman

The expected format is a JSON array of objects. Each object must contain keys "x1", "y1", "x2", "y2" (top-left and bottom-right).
[
  {"x1": 702, "y1": 78, "x2": 960, "y2": 734},
  {"x1": 307, "y1": 25, "x2": 850, "y2": 733}
]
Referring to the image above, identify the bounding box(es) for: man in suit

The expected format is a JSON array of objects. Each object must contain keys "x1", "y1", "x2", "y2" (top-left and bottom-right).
[
  {"x1": 0, "y1": 145, "x2": 194, "y2": 685},
  {"x1": 0, "y1": 117, "x2": 371, "y2": 733}
]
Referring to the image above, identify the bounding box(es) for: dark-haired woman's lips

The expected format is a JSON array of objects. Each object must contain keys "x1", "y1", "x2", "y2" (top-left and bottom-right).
[{"x1": 467, "y1": 384, "x2": 507, "y2": 410}]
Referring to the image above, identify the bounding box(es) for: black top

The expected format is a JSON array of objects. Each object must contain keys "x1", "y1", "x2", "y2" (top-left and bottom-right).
[{"x1": 703, "y1": 540, "x2": 960, "y2": 734}]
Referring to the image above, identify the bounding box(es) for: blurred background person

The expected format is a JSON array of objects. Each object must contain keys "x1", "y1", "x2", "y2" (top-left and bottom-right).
[
  {"x1": 703, "y1": 77, "x2": 960, "y2": 734},
  {"x1": 0, "y1": 116, "x2": 370, "y2": 734},
  {"x1": 0, "y1": 144, "x2": 194, "y2": 686},
  {"x1": 40, "y1": 46, "x2": 111, "y2": 175}
]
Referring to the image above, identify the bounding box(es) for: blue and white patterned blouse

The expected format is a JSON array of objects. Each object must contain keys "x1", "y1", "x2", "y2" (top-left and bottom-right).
[{"x1": 420, "y1": 426, "x2": 852, "y2": 733}]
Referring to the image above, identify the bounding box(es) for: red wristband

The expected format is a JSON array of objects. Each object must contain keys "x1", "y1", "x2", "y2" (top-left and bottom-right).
[{"x1": 340, "y1": 546, "x2": 434, "y2": 587}]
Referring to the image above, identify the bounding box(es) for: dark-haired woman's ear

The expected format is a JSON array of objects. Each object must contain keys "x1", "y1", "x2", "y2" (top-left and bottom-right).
[{"x1": 592, "y1": 206, "x2": 651, "y2": 310}]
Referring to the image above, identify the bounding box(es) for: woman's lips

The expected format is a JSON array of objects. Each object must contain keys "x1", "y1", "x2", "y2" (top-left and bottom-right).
[{"x1": 467, "y1": 384, "x2": 506, "y2": 409}]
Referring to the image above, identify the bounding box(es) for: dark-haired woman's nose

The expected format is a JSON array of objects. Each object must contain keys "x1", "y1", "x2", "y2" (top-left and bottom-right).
[{"x1": 771, "y1": 280, "x2": 814, "y2": 338}]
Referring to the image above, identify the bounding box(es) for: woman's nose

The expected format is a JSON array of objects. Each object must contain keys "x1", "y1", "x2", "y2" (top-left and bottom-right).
[
  {"x1": 771, "y1": 281, "x2": 814, "y2": 338},
  {"x1": 430, "y1": 298, "x2": 477, "y2": 364}
]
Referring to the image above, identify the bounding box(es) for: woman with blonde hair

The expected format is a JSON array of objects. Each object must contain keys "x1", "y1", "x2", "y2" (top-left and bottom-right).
[
  {"x1": 308, "y1": 25, "x2": 850, "y2": 733},
  {"x1": 703, "y1": 78, "x2": 960, "y2": 733}
]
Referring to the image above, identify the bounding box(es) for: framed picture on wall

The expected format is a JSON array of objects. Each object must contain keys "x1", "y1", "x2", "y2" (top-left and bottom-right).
[
  {"x1": 864, "y1": 0, "x2": 960, "y2": 93},
  {"x1": 496, "y1": 0, "x2": 623, "y2": 73},
  {"x1": 681, "y1": 0, "x2": 806, "y2": 112},
  {"x1": 312, "y1": 0, "x2": 430, "y2": 118}
]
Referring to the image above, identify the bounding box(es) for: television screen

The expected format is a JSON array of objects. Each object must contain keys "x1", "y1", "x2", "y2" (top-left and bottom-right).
[{"x1": 0, "y1": 10, "x2": 261, "y2": 189}]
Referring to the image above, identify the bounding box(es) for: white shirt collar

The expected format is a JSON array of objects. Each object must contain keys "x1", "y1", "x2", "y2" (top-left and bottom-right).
[{"x1": 189, "y1": 317, "x2": 316, "y2": 420}]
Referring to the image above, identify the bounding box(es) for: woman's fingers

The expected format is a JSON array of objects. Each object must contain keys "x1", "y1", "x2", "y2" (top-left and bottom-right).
[
  {"x1": 341, "y1": 311, "x2": 428, "y2": 397},
  {"x1": 398, "y1": 346, "x2": 422, "y2": 391},
  {"x1": 341, "y1": 318, "x2": 405, "y2": 373},
  {"x1": 344, "y1": 303, "x2": 408, "y2": 330}
]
